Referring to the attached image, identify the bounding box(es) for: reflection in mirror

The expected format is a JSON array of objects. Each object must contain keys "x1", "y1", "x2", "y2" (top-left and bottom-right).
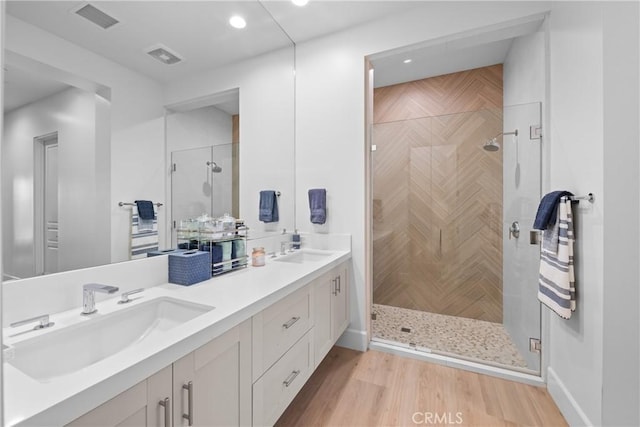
[
  {"x1": 2, "y1": 1, "x2": 295, "y2": 280},
  {"x1": 166, "y1": 90, "x2": 240, "y2": 247},
  {"x1": 2, "y1": 55, "x2": 112, "y2": 280}
]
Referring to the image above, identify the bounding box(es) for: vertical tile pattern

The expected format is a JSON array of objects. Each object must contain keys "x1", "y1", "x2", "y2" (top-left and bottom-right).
[{"x1": 373, "y1": 65, "x2": 504, "y2": 322}]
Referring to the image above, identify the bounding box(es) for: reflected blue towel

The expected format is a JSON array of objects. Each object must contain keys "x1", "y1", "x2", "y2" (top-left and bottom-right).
[
  {"x1": 309, "y1": 188, "x2": 327, "y2": 225},
  {"x1": 259, "y1": 190, "x2": 279, "y2": 223},
  {"x1": 134, "y1": 200, "x2": 155, "y2": 220},
  {"x1": 533, "y1": 191, "x2": 573, "y2": 230}
]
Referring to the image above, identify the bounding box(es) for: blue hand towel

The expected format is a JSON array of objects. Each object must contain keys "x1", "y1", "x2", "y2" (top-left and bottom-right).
[
  {"x1": 533, "y1": 191, "x2": 573, "y2": 230},
  {"x1": 259, "y1": 190, "x2": 279, "y2": 223},
  {"x1": 210, "y1": 244, "x2": 223, "y2": 275},
  {"x1": 134, "y1": 200, "x2": 155, "y2": 220},
  {"x1": 309, "y1": 188, "x2": 327, "y2": 225}
]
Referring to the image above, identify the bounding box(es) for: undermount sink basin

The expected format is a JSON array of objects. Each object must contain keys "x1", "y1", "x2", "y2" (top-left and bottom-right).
[
  {"x1": 274, "y1": 249, "x2": 335, "y2": 264},
  {"x1": 7, "y1": 297, "x2": 213, "y2": 382}
]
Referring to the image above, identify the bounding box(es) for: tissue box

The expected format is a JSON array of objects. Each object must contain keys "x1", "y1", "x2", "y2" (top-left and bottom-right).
[
  {"x1": 147, "y1": 248, "x2": 185, "y2": 257},
  {"x1": 168, "y1": 250, "x2": 211, "y2": 286}
]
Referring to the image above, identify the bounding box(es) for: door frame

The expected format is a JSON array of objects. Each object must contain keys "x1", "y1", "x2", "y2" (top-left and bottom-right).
[{"x1": 33, "y1": 131, "x2": 59, "y2": 276}]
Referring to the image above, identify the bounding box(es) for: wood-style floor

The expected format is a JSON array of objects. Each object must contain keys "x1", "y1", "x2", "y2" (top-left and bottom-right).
[{"x1": 275, "y1": 347, "x2": 567, "y2": 427}]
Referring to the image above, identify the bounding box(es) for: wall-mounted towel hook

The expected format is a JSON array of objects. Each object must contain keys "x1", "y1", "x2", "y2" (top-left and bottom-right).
[{"x1": 276, "y1": 191, "x2": 281, "y2": 197}]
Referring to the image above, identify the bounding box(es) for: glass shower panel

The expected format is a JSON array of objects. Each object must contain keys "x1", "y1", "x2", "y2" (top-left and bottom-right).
[
  {"x1": 372, "y1": 105, "x2": 542, "y2": 374},
  {"x1": 502, "y1": 102, "x2": 542, "y2": 373},
  {"x1": 372, "y1": 117, "x2": 431, "y2": 308}
]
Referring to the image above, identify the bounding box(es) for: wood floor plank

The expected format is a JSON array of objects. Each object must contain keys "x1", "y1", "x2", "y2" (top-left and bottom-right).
[{"x1": 275, "y1": 347, "x2": 567, "y2": 427}]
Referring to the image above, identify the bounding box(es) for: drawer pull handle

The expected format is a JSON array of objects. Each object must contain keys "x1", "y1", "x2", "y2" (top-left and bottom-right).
[
  {"x1": 182, "y1": 381, "x2": 193, "y2": 425},
  {"x1": 332, "y1": 278, "x2": 338, "y2": 296},
  {"x1": 159, "y1": 397, "x2": 170, "y2": 427},
  {"x1": 282, "y1": 316, "x2": 300, "y2": 329},
  {"x1": 283, "y1": 370, "x2": 301, "y2": 387}
]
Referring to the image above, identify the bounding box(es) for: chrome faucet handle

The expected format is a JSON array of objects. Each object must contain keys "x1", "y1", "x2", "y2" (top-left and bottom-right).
[
  {"x1": 82, "y1": 283, "x2": 119, "y2": 315},
  {"x1": 10, "y1": 314, "x2": 54, "y2": 330},
  {"x1": 118, "y1": 288, "x2": 144, "y2": 304}
]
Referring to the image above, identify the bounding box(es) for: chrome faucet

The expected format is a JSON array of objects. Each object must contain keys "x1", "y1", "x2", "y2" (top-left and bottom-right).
[
  {"x1": 280, "y1": 241, "x2": 296, "y2": 255},
  {"x1": 82, "y1": 283, "x2": 119, "y2": 315}
]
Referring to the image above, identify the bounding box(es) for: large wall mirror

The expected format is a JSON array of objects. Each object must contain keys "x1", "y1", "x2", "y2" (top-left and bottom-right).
[{"x1": 2, "y1": 1, "x2": 295, "y2": 281}]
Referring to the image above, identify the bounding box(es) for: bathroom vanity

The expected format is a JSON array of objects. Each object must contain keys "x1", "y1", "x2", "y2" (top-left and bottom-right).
[{"x1": 3, "y1": 239, "x2": 351, "y2": 427}]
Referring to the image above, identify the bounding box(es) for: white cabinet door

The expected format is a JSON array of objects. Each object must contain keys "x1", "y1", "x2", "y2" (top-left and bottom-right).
[
  {"x1": 313, "y1": 274, "x2": 333, "y2": 367},
  {"x1": 173, "y1": 320, "x2": 251, "y2": 427},
  {"x1": 252, "y1": 331, "x2": 313, "y2": 427},
  {"x1": 331, "y1": 265, "x2": 349, "y2": 342},
  {"x1": 66, "y1": 366, "x2": 172, "y2": 427}
]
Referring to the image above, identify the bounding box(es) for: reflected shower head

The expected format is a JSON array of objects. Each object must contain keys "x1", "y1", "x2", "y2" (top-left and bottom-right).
[
  {"x1": 483, "y1": 138, "x2": 500, "y2": 152},
  {"x1": 482, "y1": 129, "x2": 518, "y2": 152},
  {"x1": 207, "y1": 161, "x2": 222, "y2": 173}
]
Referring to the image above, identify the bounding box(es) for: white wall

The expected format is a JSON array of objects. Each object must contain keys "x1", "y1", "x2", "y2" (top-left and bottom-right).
[
  {"x1": 502, "y1": 30, "x2": 546, "y2": 371},
  {"x1": 110, "y1": 118, "x2": 166, "y2": 263},
  {"x1": 294, "y1": 1, "x2": 553, "y2": 350},
  {"x1": 163, "y1": 48, "x2": 295, "y2": 239},
  {"x1": 601, "y1": 2, "x2": 639, "y2": 425},
  {"x1": 546, "y1": 3, "x2": 605, "y2": 425},
  {"x1": 2, "y1": 88, "x2": 111, "y2": 278}
]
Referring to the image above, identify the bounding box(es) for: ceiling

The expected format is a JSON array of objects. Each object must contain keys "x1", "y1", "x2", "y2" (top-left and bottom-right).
[
  {"x1": 3, "y1": 1, "x2": 543, "y2": 111},
  {"x1": 3, "y1": 0, "x2": 422, "y2": 112}
]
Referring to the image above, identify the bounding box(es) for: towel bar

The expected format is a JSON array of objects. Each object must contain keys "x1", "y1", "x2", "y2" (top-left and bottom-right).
[
  {"x1": 569, "y1": 193, "x2": 594, "y2": 203},
  {"x1": 119, "y1": 202, "x2": 164, "y2": 207}
]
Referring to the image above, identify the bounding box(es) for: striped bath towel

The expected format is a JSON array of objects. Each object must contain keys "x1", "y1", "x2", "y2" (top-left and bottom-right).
[
  {"x1": 130, "y1": 208, "x2": 159, "y2": 260},
  {"x1": 538, "y1": 196, "x2": 575, "y2": 319}
]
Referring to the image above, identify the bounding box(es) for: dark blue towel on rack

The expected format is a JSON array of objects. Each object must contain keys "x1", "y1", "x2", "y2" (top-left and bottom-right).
[
  {"x1": 134, "y1": 200, "x2": 155, "y2": 220},
  {"x1": 309, "y1": 188, "x2": 327, "y2": 225},
  {"x1": 210, "y1": 244, "x2": 223, "y2": 274},
  {"x1": 533, "y1": 191, "x2": 573, "y2": 230},
  {"x1": 259, "y1": 190, "x2": 279, "y2": 223}
]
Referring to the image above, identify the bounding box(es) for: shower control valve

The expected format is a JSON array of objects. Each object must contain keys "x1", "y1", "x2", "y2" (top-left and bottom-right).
[{"x1": 509, "y1": 221, "x2": 520, "y2": 240}]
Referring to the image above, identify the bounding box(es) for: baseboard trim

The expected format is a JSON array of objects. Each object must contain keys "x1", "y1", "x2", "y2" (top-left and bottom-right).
[
  {"x1": 547, "y1": 367, "x2": 593, "y2": 426},
  {"x1": 335, "y1": 328, "x2": 367, "y2": 352}
]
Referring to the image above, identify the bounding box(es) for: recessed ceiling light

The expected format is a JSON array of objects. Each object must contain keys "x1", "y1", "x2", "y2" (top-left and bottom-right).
[
  {"x1": 292, "y1": 0, "x2": 309, "y2": 6},
  {"x1": 403, "y1": 59, "x2": 412, "y2": 64},
  {"x1": 229, "y1": 15, "x2": 246, "y2": 29}
]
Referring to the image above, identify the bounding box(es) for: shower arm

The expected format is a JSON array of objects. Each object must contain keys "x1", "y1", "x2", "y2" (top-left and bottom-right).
[{"x1": 490, "y1": 129, "x2": 518, "y2": 140}]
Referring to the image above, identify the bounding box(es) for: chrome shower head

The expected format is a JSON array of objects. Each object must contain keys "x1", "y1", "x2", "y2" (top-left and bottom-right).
[
  {"x1": 483, "y1": 138, "x2": 500, "y2": 152},
  {"x1": 482, "y1": 129, "x2": 518, "y2": 152},
  {"x1": 207, "y1": 162, "x2": 222, "y2": 173},
  {"x1": 207, "y1": 161, "x2": 222, "y2": 173}
]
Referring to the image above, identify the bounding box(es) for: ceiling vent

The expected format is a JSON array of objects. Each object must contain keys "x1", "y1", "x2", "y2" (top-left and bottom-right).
[
  {"x1": 74, "y1": 3, "x2": 120, "y2": 29},
  {"x1": 145, "y1": 44, "x2": 184, "y2": 66}
]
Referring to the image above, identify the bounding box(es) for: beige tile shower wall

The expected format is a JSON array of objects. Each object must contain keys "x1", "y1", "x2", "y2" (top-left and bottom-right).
[{"x1": 373, "y1": 65, "x2": 504, "y2": 323}]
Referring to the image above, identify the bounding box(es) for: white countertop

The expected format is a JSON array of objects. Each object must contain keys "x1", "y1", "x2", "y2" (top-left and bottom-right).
[{"x1": 3, "y1": 248, "x2": 351, "y2": 426}]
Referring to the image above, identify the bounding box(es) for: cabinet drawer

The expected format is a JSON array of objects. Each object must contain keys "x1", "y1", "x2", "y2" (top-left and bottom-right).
[
  {"x1": 252, "y1": 330, "x2": 313, "y2": 427},
  {"x1": 253, "y1": 285, "x2": 311, "y2": 379}
]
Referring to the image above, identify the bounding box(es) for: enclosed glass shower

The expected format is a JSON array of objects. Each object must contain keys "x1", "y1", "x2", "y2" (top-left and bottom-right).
[{"x1": 371, "y1": 102, "x2": 542, "y2": 374}]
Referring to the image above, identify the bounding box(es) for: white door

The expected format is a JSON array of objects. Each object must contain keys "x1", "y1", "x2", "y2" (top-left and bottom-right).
[
  {"x1": 35, "y1": 133, "x2": 59, "y2": 276},
  {"x1": 43, "y1": 141, "x2": 59, "y2": 275}
]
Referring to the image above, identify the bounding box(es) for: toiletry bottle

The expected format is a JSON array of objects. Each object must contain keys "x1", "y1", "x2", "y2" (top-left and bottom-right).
[{"x1": 292, "y1": 230, "x2": 301, "y2": 249}]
